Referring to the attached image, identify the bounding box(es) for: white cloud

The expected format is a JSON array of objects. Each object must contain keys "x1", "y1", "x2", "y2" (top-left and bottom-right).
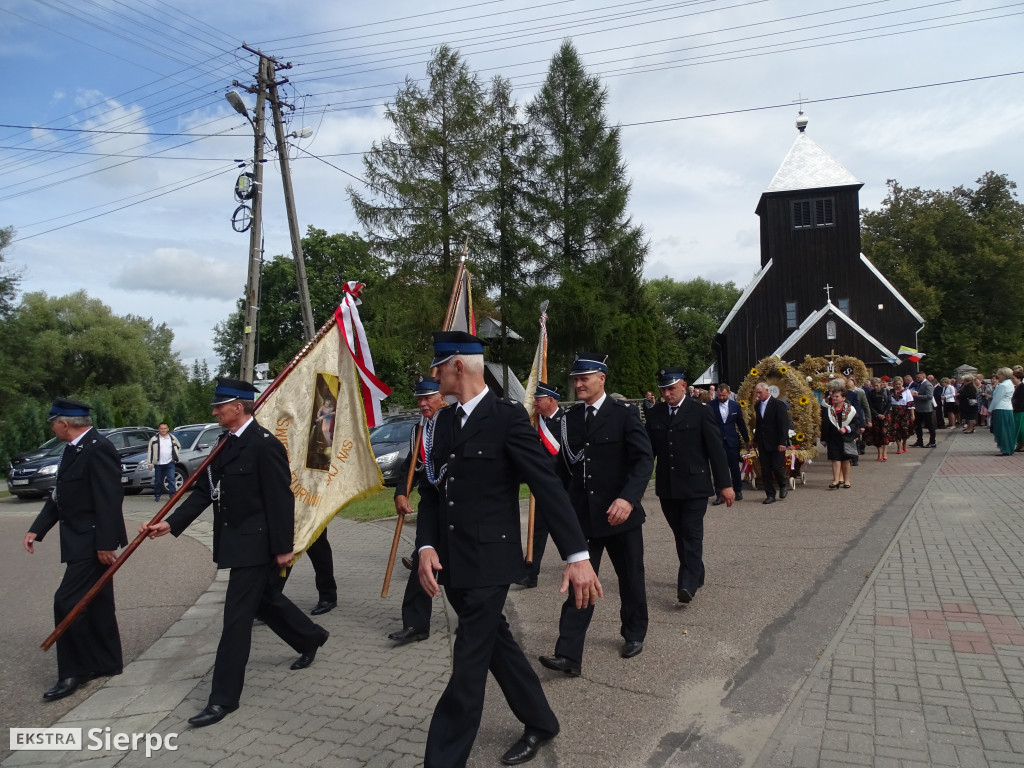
[{"x1": 113, "y1": 248, "x2": 242, "y2": 300}]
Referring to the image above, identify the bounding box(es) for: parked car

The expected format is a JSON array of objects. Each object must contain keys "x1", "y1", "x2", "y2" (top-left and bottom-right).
[
  {"x1": 9, "y1": 436, "x2": 62, "y2": 467},
  {"x1": 369, "y1": 417, "x2": 419, "y2": 486},
  {"x1": 7, "y1": 427, "x2": 157, "y2": 499},
  {"x1": 119, "y1": 423, "x2": 223, "y2": 496}
]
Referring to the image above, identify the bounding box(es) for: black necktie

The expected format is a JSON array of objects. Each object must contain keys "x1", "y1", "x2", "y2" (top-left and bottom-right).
[
  {"x1": 454, "y1": 406, "x2": 466, "y2": 439},
  {"x1": 585, "y1": 405, "x2": 596, "y2": 432},
  {"x1": 669, "y1": 406, "x2": 677, "y2": 418}
]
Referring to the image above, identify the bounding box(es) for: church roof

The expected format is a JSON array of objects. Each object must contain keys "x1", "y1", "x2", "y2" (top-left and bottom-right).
[
  {"x1": 764, "y1": 129, "x2": 861, "y2": 194},
  {"x1": 771, "y1": 301, "x2": 900, "y2": 362}
]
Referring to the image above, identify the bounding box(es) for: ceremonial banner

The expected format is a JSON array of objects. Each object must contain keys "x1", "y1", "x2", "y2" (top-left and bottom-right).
[{"x1": 258, "y1": 305, "x2": 386, "y2": 555}]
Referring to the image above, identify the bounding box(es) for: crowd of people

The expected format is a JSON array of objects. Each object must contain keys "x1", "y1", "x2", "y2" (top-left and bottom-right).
[{"x1": 21, "y1": 349, "x2": 1024, "y2": 768}]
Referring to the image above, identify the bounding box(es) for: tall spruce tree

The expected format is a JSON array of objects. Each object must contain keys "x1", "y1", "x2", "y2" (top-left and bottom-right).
[
  {"x1": 348, "y1": 45, "x2": 490, "y2": 288},
  {"x1": 524, "y1": 41, "x2": 651, "y2": 394},
  {"x1": 480, "y1": 76, "x2": 534, "y2": 389}
]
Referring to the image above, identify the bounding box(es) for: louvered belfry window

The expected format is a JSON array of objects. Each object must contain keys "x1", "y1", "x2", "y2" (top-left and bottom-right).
[{"x1": 792, "y1": 197, "x2": 835, "y2": 229}]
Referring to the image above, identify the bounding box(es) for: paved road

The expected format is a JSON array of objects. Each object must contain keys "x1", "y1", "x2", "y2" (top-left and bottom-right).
[{"x1": 4, "y1": 426, "x2": 1021, "y2": 766}]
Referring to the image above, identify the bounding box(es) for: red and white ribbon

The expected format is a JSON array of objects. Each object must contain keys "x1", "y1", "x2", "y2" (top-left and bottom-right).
[
  {"x1": 336, "y1": 282, "x2": 391, "y2": 427},
  {"x1": 538, "y1": 417, "x2": 560, "y2": 455}
]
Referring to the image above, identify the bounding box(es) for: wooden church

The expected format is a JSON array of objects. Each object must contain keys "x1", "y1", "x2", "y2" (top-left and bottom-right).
[{"x1": 706, "y1": 112, "x2": 924, "y2": 388}]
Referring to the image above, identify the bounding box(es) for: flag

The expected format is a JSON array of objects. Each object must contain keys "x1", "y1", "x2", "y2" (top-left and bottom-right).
[
  {"x1": 882, "y1": 355, "x2": 901, "y2": 365},
  {"x1": 257, "y1": 289, "x2": 389, "y2": 555},
  {"x1": 444, "y1": 255, "x2": 476, "y2": 334},
  {"x1": 898, "y1": 345, "x2": 926, "y2": 363},
  {"x1": 522, "y1": 301, "x2": 549, "y2": 423}
]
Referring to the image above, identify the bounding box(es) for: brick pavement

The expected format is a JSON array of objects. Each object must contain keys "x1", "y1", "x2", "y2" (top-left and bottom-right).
[
  {"x1": 3, "y1": 513, "x2": 453, "y2": 768},
  {"x1": 757, "y1": 430, "x2": 1024, "y2": 768}
]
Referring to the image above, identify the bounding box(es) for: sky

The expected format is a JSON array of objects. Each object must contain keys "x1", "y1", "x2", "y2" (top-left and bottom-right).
[{"x1": 2, "y1": 0, "x2": 1022, "y2": 372}]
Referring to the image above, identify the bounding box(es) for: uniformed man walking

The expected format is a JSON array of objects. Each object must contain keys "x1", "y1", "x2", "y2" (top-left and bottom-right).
[
  {"x1": 645, "y1": 368, "x2": 734, "y2": 604},
  {"x1": 539, "y1": 353, "x2": 654, "y2": 675},
  {"x1": 142, "y1": 378, "x2": 329, "y2": 727},
  {"x1": 24, "y1": 398, "x2": 128, "y2": 701}
]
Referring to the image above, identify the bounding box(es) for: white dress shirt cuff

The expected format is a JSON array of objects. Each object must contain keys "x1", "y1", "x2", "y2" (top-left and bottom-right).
[{"x1": 566, "y1": 551, "x2": 590, "y2": 563}]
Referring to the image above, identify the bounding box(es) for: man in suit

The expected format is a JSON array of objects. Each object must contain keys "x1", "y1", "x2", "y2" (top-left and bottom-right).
[
  {"x1": 912, "y1": 371, "x2": 937, "y2": 447},
  {"x1": 539, "y1": 353, "x2": 654, "y2": 675},
  {"x1": 24, "y1": 398, "x2": 128, "y2": 701},
  {"x1": 515, "y1": 381, "x2": 565, "y2": 589},
  {"x1": 142, "y1": 378, "x2": 329, "y2": 727},
  {"x1": 388, "y1": 377, "x2": 445, "y2": 644},
  {"x1": 709, "y1": 383, "x2": 748, "y2": 503},
  {"x1": 416, "y1": 332, "x2": 601, "y2": 767},
  {"x1": 646, "y1": 369, "x2": 734, "y2": 605},
  {"x1": 749, "y1": 381, "x2": 790, "y2": 505}
]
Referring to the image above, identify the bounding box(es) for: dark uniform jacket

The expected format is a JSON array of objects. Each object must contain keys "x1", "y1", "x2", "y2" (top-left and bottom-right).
[
  {"x1": 646, "y1": 397, "x2": 732, "y2": 500},
  {"x1": 558, "y1": 398, "x2": 654, "y2": 538},
  {"x1": 752, "y1": 396, "x2": 790, "y2": 450},
  {"x1": 29, "y1": 428, "x2": 127, "y2": 563},
  {"x1": 708, "y1": 397, "x2": 749, "y2": 451},
  {"x1": 167, "y1": 420, "x2": 294, "y2": 568},
  {"x1": 415, "y1": 393, "x2": 587, "y2": 589}
]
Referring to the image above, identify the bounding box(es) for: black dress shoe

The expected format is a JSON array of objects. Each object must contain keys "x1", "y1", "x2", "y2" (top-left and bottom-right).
[
  {"x1": 538, "y1": 655, "x2": 581, "y2": 677},
  {"x1": 310, "y1": 599, "x2": 337, "y2": 616},
  {"x1": 763, "y1": 496, "x2": 776, "y2": 505},
  {"x1": 927, "y1": 443, "x2": 937, "y2": 448},
  {"x1": 291, "y1": 629, "x2": 330, "y2": 670},
  {"x1": 912, "y1": 442, "x2": 925, "y2": 448},
  {"x1": 187, "y1": 703, "x2": 238, "y2": 727},
  {"x1": 515, "y1": 575, "x2": 538, "y2": 588},
  {"x1": 735, "y1": 491, "x2": 743, "y2": 501},
  {"x1": 388, "y1": 627, "x2": 429, "y2": 643},
  {"x1": 779, "y1": 486, "x2": 788, "y2": 499},
  {"x1": 501, "y1": 732, "x2": 552, "y2": 765},
  {"x1": 401, "y1": 556, "x2": 414, "y2": 570},
  {"x1": 711, "y1": 498, "x2": 724, "y2": 506},
  {"x1": 42, "y1": 676, "x2": 90, "y2": 701},
  {"x1": 677, "y1": 588, "x2": 693, "y2": 604},
  {"x1": 621, "y1": 640, "x2": 644, "y2": 658}
]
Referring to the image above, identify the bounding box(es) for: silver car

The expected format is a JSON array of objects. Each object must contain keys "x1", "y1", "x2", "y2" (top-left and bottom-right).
[{"x1": 120, "y1": 423, "x2": 224, "y2": 495}]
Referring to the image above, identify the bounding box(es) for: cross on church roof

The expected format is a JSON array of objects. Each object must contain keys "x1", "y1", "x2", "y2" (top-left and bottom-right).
[{"x1": 823, "y1": 283, "x2": 833, "y2": 302}]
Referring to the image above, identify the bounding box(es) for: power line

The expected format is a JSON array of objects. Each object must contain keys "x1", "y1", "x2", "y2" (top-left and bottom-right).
[{"x1": 10, "y1": 165, "x2": 238, "y2": 243}]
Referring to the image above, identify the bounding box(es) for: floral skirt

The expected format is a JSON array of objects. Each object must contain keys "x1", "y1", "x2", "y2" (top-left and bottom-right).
[
  {"x1": 865, "y1": 414, "x2": 889, "y2": 446},
  {"x1": 890, "y1": 406, "x2": 912, "y2": 442}
]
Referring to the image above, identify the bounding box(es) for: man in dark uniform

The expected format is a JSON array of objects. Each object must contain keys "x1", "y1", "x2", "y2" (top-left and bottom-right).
[
  {"x1": 388, "y1": 377, "x2": 445, "y2": 644},
  {"x1": 516, "y1": 381, "x2": 565, "y2": 589},
  {"x1": 416, "y1": 332, "x2": 601, "y2": 768},
  {"x1": 646, "y1": 368, "x2": 734, "y2": 605},
  {"x1": 539, "y1": 353, "x2": 654, "y2": 675},
  {"x1": 709, "y1": 383, "x2": 748, "y2": 504},
  {"x1": 24, "y1": 398, "x2": 128, "y2": 701},
  {"x1": 749, "y1": 381, "x2": 790, "y2": 504},
  {"x1": 142, "y1": 378, "x2": 329, "y2": 727}
]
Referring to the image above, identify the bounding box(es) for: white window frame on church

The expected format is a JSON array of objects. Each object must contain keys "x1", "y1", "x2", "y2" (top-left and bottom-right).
[{"x1": 826, "y1": 320, "x2": 837, "y2": 340}]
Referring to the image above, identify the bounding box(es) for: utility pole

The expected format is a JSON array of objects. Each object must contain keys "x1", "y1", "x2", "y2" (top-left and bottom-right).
[
  {"x1": 268, "y1": 72, "x2": 315, "y2": 342},
  {"x1": 236, "y1": 55, "x2": 270, "y2": 383}
]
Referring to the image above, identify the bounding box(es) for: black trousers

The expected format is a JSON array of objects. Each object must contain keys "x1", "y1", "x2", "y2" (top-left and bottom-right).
[
  {"x1": 210, "y1": 564, "x2": 324, "y2": 708},
  {"x1": 305, "y1": 531, "x2": 337, "y2": 602},
  {"x1": 554, "y1": 525, "x2": 648, "y2": 663},
  {"x1": 54, "y1": 558, "x2": 123, "y2": 679},
  {"x1": 424, "y1": 585, "x2": 558, "y2": 768},
  {"x1": 400, "y1": 552, "x2": 432, "y2": 631},
  {"x1": 758, "y1": 444, "x2": 787, "y2": 495},
  {"x1": 724, "y1": 443, "x2": 743, "y2": 493},
  {"x1": 658, "y1": 497, "x2": 708, "y2": 595},
  {"x1": 915, "y1": 411, "x2": 936, "y2": 444},
  {"x1": 525, "y1": 507, "x2": 550, "y2": 580}
]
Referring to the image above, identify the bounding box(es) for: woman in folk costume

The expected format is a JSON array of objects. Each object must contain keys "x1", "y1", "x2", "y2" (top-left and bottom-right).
[
  {"x1": 990, "y1": 368, "x2": 1016, "y2": 456},
  {"x1": 864, "y1": 376, "x2": 892, "y2": 462},
  {"x1": 890, "y1": 377, "x2": 914, "y2": 453},
  {"x1": 820, "y1": 387, "x2": 862, "y2": 489}
]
